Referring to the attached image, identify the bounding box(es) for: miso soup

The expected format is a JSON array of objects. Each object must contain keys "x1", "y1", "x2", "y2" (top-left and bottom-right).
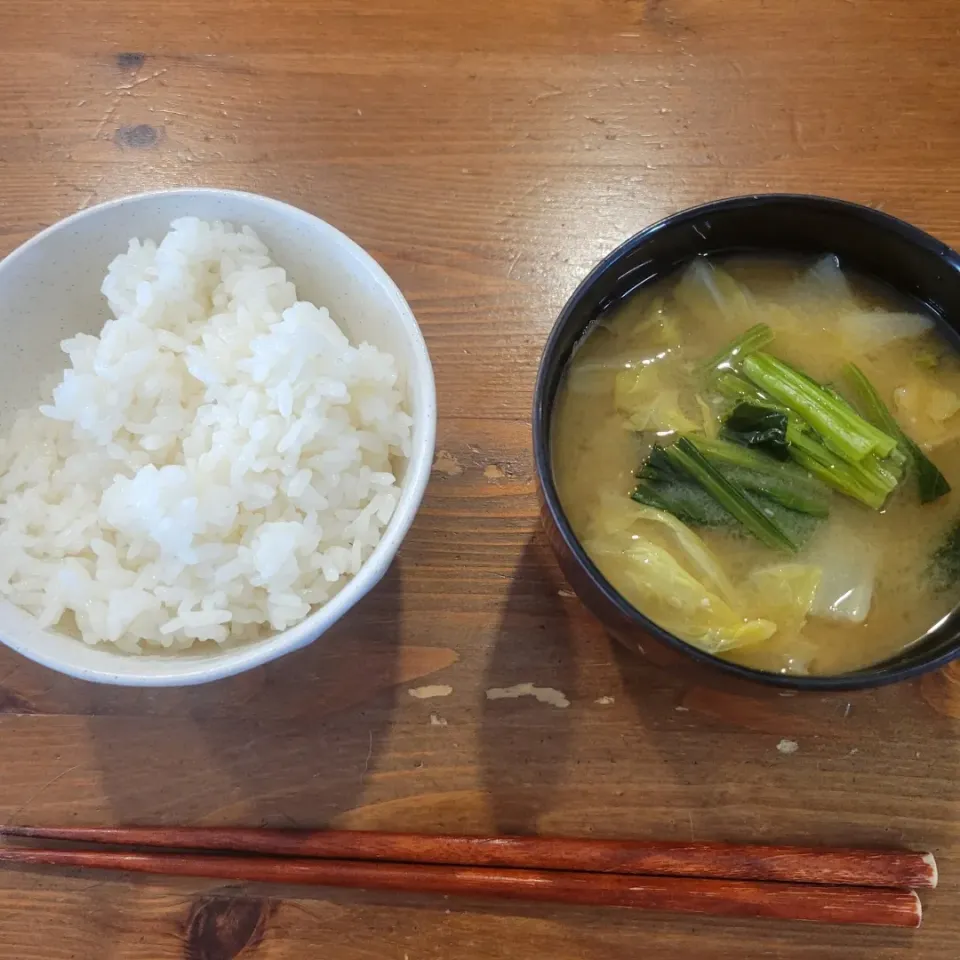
[{"x1": 552, "y1": 255, "x2": 960, "y2": 675}]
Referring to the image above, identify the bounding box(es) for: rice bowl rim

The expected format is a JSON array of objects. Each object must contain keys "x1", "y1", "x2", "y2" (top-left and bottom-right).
[{"x1": 0, "y1": 187, "x2": 437, "y2": 686}]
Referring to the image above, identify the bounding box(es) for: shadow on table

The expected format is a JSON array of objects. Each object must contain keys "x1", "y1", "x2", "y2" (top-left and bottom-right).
[
  {"x1": 86, "y1": 561, "x2": 406, "y2": 830},
  {"x1": 609, "y1": 623, "x2": 960, "y2": 852},
  {"x1": 61, "y1": 562, "x2": 410, "y2": 959},
  {"x1": 478, "y1": 530, "x2": 576, "y2": 834}
]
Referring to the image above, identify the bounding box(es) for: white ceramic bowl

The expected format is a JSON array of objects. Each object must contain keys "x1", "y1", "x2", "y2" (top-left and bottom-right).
[{"x1": 0, "y1": 188, "x2": 436, "y2": 685}]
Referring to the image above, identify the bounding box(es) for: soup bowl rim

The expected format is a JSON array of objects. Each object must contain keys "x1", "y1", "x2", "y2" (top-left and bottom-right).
[{"x1": 533, "y1": 192, "x2": 960, "y2": 691}]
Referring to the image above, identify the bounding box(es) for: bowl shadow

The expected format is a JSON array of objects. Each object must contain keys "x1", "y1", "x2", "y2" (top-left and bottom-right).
[
  {"x1": 84, "y1": 562, "x2": 408, "y2": 829},
  {"x1": 479, "y1": 531, "x2": 576, "y2": 834}
]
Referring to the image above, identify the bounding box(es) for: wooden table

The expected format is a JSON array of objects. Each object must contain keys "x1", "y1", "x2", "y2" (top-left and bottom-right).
[{"x1": 2, "y1": 1, "x2": 960, "y2": 957}]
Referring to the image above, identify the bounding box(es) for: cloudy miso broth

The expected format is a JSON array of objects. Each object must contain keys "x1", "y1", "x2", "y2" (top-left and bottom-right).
[{"x1": 552, "y1": 255, "x2": 960, "y2": 675}]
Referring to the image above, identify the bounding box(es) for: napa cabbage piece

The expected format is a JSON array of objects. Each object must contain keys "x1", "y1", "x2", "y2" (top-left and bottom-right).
[
  {"x1": 589, "y1": 537, "x2": 776, "y2": 654},
  {"x1": 893, "y1": 373, "x2": 960, "y2": 450},
  {"x1": 585, "y1": 499, "x2": 775, "y2": 653},
  {"x1": 805, "y1": 523, "x2": 876, "y2": 624},
  {"x1": 632, "y1": 296, "x2": 683, "y2": 350},
  {"x1": 601, "y1": 295, "x2": 684, "y2": 352},
  {"x1": 752, "y1": 257, "x2": 857, "y2": 373},
  {"x1": 799, "y1": 255, "x2": 855, "y2": 304},
  {"x1": 595, "y1": 497, "x2": 736, "y2": 601},
  {"x1": 614, "y1": 364, "x2": 697, "y2": 433},
  {"x1": 790, "y1": 256, "x2": 867, "y2": 324},
  {"x1": 722, "y1": 563, "x2": 822, "y2": 674},
  {"x1": 674, "y1": 260, "x2": 756, "y2": 329},
  {"x1": 696, "y1": 394, "x2": 720, "y2": 439},
  {"x1": 839, "y1": 311, "x2": 934, "y2": 352},
  {"x1": 746, "y1": 563, "x2": 822, "y2": 634},
  {"x1": 565, "y1": 354, "x2": 653, "y2": 397},
  {"x1": 568, "y1": 298, "x2": 686, "y2": 400},
  {"x1": 796, "y1": 251, "x2": 936, "y2": 357}
]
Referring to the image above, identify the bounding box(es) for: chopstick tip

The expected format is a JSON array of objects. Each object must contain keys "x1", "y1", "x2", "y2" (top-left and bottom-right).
[{"x1": 0, "y1": 825, "x2": 33, "y2": 838}]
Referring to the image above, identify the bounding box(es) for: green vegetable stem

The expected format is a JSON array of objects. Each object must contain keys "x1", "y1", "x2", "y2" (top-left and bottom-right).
[
  {"x1": 699, "y1": 323, "x2": 774, "y2": 378},
  {"x1": 843, "y1": 363, "x2": 951, "y2": 504},
  {"x1": 742, "y1": 353, "x2": 897, "y2": 462}
]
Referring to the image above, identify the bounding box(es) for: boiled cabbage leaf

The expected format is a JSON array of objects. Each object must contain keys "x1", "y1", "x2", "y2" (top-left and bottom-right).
[
  {"x1": 674, "y1": 260, "x2": 756, "y2": 329},
  {"x1": 893, "y1": 373, "x2": 960, "y2": 450},
  {"x1": 614, "y1": 365, "x2": 697, "y2": 434},
  {"x1": 608, "y1": 295, "x2": 684, "y2": 351},
  {"x1": 567, "y1": 297, "x2": 685, "y2": 399},
  {"x1": 799, "y1": 255, "x2": 855, "y2": 304},
  {"x1": 598, "y1": 497, "x2": 736, "y2": 601},
  {"x1": 839, "y1": 311, "x2": 934, "y2": 352},
  {"x1": 696, "y1": 394, "x2": 720, "y2": 439},
  {"x1": 806, "y1": 524, "x2": 876, "y2": 624},
  {"x1": 589, "y1": 536, "x2": 776, "y2": 654},
  {"x1": 746, "y1": 563, "x2": 821, "y2": 634},
  {"x1": 631, "y1": 296, "x2": 683, "y2": 350},
  {"x1": 585, "y1": 499, "x2": 775, "y2": 654}
]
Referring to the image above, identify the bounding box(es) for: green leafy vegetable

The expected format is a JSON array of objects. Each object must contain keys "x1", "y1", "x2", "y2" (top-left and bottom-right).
[
  {"x1": 785, "y1": 428, "x2": 892, "y2": 510},
  {"x1": 633, "y1": 477, "x2": 821, "y2": 543},
  {"x1": 689, "y1": 435, "x2": 830, "y2": 516},
  {"x1": 712, "y1": 397, "x2": 899, "y2": 510},
  {"x1": 662, "y1": 438, "x2": 799, "y2": 551},
  {"x1": 711, "y1": 364, "x2": 901, "y2": 509},
  {"x1": 743, "y1": 495, "x2": 821, "y2": 549},
  {"x1": 742, "y1": 352, "x2": 898, "y2": 462},
  {"x1": 908, "y1": 443, "x2": 950, "y2": 503},
  {"x1": 632, "y1": 479, "x2": 735, "y2": 528},
  {"x1": 635, "y1": 434, "x2": 826, "y2": 545},
  {"x1": 721, "y1": 403, "x2": 791, "y2": 462},
  {"x1": 699, "y1": 323, "x2": 774, "y2": 378},
  {"x1": 712, "y1": 371, "x2": 779, "y2": 409},
  {"x1": 634, "y1": 445, "x2": 737, "y2": 526},
  {"x1": 843, "y1": 362, "x2": 951, "y2": 504}
]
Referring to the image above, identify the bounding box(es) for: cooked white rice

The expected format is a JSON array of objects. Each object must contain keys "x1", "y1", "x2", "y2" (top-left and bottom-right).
[{"x1": 0, "y1": 217, "x2": 412, "y2": 653}]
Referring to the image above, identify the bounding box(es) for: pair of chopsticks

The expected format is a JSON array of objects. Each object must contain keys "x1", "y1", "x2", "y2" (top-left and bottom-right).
[{"x1": 0, "y1": 825, "x2": 935, "y2": 927}]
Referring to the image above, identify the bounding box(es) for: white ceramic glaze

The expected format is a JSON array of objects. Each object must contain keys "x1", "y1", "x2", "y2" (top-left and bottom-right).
[{"x1": 0, "y1": 189, "x2": 436, "y2": 685}]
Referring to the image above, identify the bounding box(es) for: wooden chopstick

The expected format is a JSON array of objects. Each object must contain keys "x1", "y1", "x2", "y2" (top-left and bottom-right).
[
  {"x1": 0, "y1": 825, "x2": 937, "y2": 890},
  {"x1": 0, "y1": 844, "x2": 922, "y2": 927}
]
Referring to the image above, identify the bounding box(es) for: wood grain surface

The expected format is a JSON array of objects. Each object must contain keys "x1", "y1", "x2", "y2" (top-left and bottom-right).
[{"x1": 2, "y1": 0, "x2": 960, "y2": 957}]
